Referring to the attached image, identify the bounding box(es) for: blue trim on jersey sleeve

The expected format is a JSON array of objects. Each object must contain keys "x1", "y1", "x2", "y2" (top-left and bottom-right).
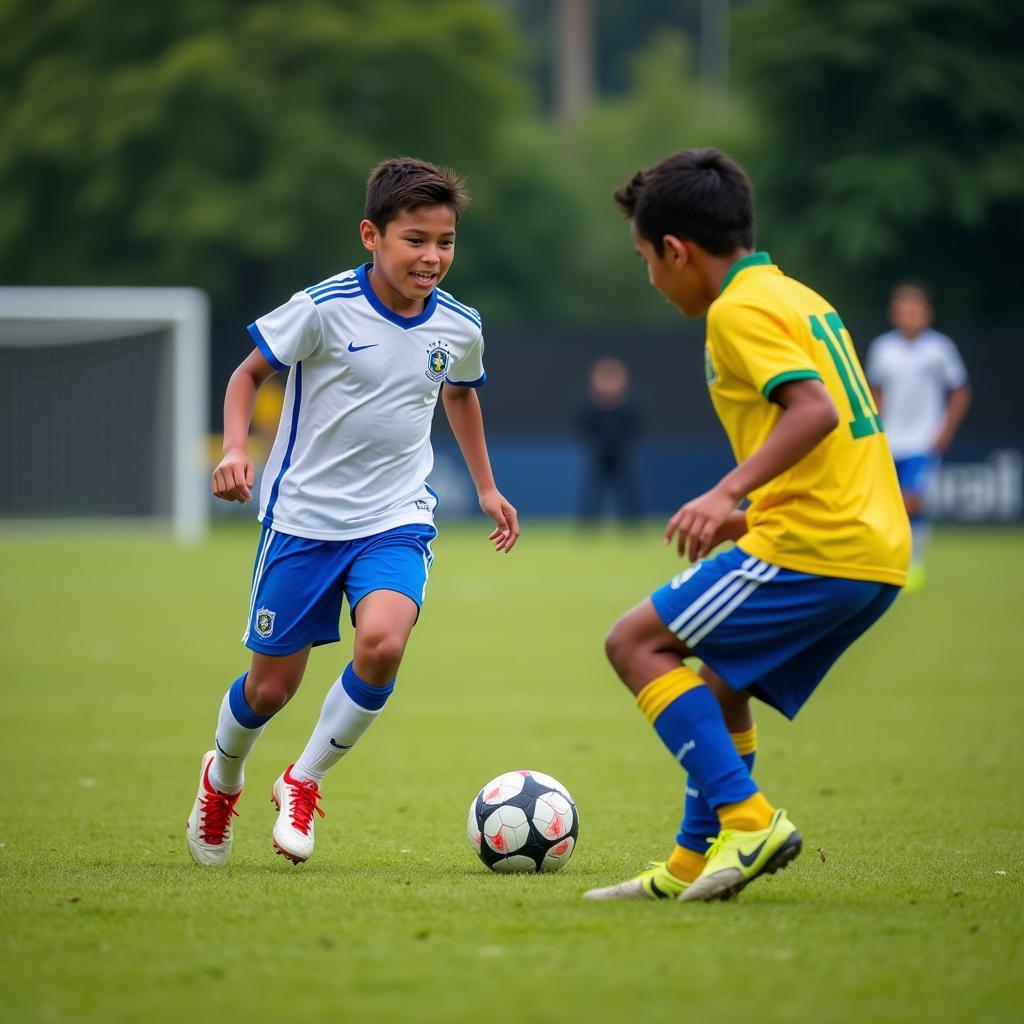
[
  {"x1": 247, "y1": 322, "x2": 288, "y2": 373},
  {"x1": 356, "y1": 262, "x2": 437, "y2": 329},
  {"x1": 306, "y1": 274, "x2": 357, "y2": 298},
  {"x1": 436, "y1": 289, "x2": 482, "y2": 327},
  {"x1": 263, "y1": 361, "x2": 303, "y2": 527},
  {"x1": 312, "y1": 287, "x2": 362, "y2": 306},
  {"x1": 436, "y1": 295, "x2": 482, "y2": 329},
  {"x1": 445, "y1": 372, "x2": 486, "y2": 388}
]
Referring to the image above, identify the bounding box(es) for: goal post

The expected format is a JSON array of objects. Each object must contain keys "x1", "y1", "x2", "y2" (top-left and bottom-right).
[{"x1": 0, "y1": 286, "x2": 210, "y2": 544}]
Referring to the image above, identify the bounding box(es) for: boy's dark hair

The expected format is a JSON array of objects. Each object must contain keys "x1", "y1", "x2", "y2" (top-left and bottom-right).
[
  {"x1": 365, "y1": 157, "x2": 469, "y2": 232},
  {"x1": 891, "y1": 281, "x2": 932, "y2": 305},
  {"x1": 613, "y1": 148, "x2": 754, "y2": 256}
]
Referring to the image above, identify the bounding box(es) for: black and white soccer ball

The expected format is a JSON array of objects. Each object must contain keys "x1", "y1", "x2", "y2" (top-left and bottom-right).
[{"x1": 467, "y1": 770, "x2": 579, "y2": 873}]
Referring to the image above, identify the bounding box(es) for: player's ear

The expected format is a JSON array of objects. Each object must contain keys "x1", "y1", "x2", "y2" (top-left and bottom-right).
[
  {"x1": 358, "y1": 219, "x2": 379, "y2": 252},
  {"x1": 662, "y1": 235, "x2": 689, "y2": 268}
]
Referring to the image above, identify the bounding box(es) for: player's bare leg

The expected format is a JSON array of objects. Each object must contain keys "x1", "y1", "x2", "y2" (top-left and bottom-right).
[
  {"x1": 699, "y1": 663, "x2": 753, "y2": 733},
  {"x1": 272, "y1": 591, "x2": 419, "y2": 863},
  {"x1": 246, "y1": 647, "x2": 310, "y2": 717},
  {"x1": 603, "y1": 597, "x2": 692, "y2": 696}
]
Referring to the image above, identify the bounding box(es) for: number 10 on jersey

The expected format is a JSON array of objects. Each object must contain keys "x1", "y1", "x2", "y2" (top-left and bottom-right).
[{"x1": 809, "y1": 313, "x2": 882, "y2": 440}]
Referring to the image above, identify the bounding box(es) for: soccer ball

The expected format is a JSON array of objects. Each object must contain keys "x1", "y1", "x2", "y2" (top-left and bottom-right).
[{"x1": 467, "y1": 770, "x2": 579, "y2": 873}]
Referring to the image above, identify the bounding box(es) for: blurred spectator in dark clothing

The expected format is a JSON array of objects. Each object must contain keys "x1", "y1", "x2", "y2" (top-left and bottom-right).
[{"x1": 579, "y1": 357, "x2": 643, "y2": 524}]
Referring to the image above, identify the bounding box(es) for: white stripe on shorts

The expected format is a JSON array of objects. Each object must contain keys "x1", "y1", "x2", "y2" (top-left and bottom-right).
[
  {"x1": 241, "y1": 528, "x2": 276, "y2": 644},
  {"x1": 676, "y1": 559, "x2": 775, "y2": 645},
  {"x1": 668, "y1": 555, "x2": 758, "y2": 635},
  {"x1": 686, "y1": 563, "x2": 781, "y2": 647}
]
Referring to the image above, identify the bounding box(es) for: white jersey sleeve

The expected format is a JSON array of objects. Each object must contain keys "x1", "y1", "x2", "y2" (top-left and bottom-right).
[
  {"x1": 445, "y1": 329, "x2": 486, "y2": 387},
  {"x1": 247, "y1": 292, "x2": 324, "y2": 371},
  {"x1": 865, "y1": 336, "x2": 885, "y2": 388},
  {"x1": 936, "y1": 334, "x2": 968, "y2": 389}
]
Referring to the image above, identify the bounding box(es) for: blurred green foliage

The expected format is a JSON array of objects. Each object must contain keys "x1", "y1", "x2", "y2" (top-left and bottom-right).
[
  {"x1": 1, "y1": 0, "x2": 1020, "y2": 326},
  {"x1": 736, "y1": 0, "x2": 1024, "y2": 320},
  {"x1": 0, "y1": 0, "x2": 523, "y2": 317}
]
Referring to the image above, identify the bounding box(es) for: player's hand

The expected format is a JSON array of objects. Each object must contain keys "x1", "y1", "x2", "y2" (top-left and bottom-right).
[
  {"x1": 479, "y1": 487, "x2": 520, "y2": 553},
  {"x1": 932, "y1": 427, "x2": 954, "y2": 454},
  {"x1": 664, "y1": 484, "x2": 738, "y2": 562},
  {"x1": 212, "y1": 449, "x2": 255, "y2": 503}
]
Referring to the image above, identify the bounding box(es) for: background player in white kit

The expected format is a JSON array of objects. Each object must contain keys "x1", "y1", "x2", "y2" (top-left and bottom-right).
[
  {"x1": 186, "y1": 158, "x2": 519, "y2": 866},
  {"x1": 866, "y1": 283, "x2": 971, "y2": 590}
]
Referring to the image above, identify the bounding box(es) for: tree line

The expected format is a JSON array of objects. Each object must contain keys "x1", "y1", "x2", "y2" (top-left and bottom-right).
[{"x1": 1, "y1": 0, "x2": 1020, "y2": 333}]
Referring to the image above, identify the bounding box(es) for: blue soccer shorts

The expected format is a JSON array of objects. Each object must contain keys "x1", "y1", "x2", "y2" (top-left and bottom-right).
[
  {"x1": 241, "y1": 522, "x2": 437, "y2": 656},
  {"x1": 894, "y1": 454, "x2": 939, "y2": 503},
  {"x1": 650, "y1": 545, "x2": 899, "y2": 719}
]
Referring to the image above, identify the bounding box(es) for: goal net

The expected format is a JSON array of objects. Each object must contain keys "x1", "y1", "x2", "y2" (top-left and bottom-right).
[{"x1": 0, "y1": 287, "x2": 209, "y2": 543}]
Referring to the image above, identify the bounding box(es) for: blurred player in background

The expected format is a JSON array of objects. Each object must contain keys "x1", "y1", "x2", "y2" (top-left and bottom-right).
[
  {"x1": 578, "y1": 356, "x2": 643, "y2": 526},
  {"x1": 186, "y1": 157, "x2": 518, "y2": 867},
  {"x1": 585, "y1": 148, "x2": 910, "y2": 904},
  {"x1": 866, "y1": 284, "x2": 971, "y2": 590}
]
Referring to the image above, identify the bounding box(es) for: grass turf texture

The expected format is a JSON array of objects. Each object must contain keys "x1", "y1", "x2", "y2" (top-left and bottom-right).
[{"x1": 1, "y1": 523, "x2": 1022, "y2": 1023}]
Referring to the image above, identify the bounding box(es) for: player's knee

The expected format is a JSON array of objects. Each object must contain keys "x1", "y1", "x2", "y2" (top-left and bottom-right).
[
  {"x1": 246, "y1": 673, "x2": 298, "y2": 716},
  {"x1": 355, "y1": 629, "x2": 407, "y2": 677},
  {"x1": 604, "y1": 617, "x2": 635, "y2": 679}
]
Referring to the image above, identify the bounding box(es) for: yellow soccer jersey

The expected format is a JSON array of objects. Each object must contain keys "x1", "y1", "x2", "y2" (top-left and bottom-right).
[{"x1": 704, "y1": 252, "x2": 910, "y2": 586}]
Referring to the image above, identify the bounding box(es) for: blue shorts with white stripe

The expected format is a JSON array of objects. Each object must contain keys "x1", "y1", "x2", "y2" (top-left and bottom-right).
[
  {"x1": 650, "y1": 545, "x2": 899, "y2": 719},
  {"x1": 242, "y1": 522, "x2": 437, "y2": 656}
]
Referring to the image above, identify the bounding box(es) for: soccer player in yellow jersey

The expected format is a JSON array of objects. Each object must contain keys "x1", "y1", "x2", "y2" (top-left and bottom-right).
[{"x1": 584, "y1": 148, "x2": 911, "y2": 903}]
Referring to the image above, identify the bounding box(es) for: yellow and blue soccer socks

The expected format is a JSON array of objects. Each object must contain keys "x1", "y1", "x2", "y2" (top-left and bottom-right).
[
  {"x1": 210, "y1": 673, "x2": 273, "y2": 793},
  {"x1": 667, "y1": 843, "x2": 708, "y2": 884},
  {"x1": 676, "y1": 724, "x2": 759, "y2": 861},
  {"x1": 636, "y1": 666, "x2": 760, "y2": 819},
  {"x1": 292, "y1": 662, "x2": 394, "y2": 784},
  {"x1": 718, "y1": 790, "x2": 775, "y2": 831}
]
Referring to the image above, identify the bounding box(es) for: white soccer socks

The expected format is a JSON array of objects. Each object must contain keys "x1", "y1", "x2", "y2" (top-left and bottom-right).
[
  {"x1": 272, "y1": 664, "x2": 395, "y2": 863},
  {"x1": 292, "y1": 663, "x2": 394, "y2": 784},
  {"x1": 209, "y1": 673, "x2": 271, "y2": 793}
]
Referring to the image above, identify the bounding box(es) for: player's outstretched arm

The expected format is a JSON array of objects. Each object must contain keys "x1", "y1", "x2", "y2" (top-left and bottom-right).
[
  {"x1": 212, "y1": 348, "x2": 278, "y2": 504},
  {"x1": 441, "y1": 384, "x2": 519, "y2": 552},
  {"x1": 666, "y1": 378, "x2": 838, "y2": 561},
  {"x1": 933, "y1": 383, "x2": 971, "y2": 453}
]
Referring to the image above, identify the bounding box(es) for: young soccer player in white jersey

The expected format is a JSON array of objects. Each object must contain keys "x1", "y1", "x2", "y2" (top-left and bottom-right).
[
  {"x1": 866, "y1": 284, "x2": 971, "y2": 590},
  {"x1": 186, "y1": 158, "x2": 519, "y2": 867}
]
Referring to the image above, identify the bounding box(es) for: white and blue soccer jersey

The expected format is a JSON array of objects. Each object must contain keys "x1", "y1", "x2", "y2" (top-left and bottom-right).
[
  {"x1": 246, "y1": 262, "x2": 485, "y2": 541},
  {"x1": 865, "y1": 328, "x2": 967, "y2": 460}
]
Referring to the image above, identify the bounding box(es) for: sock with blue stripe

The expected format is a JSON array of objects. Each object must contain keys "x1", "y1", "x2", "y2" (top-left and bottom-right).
[
  {"x1": 292, "y1": 662, "x2": 395, "y2": 785},
  {"x1": 209, "y1": 673, "x2": 273, "y2": 794},
  {"x1": 677, "y1": 725, "x2": 758, "y2": 856},
  {"x1": 636, "y1": 667, "x2": 758, "y2": 813}
]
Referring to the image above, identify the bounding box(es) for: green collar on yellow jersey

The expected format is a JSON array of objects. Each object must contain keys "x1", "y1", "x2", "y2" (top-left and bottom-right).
[{"x1": 719, "y1": 251, "x2": 773, "y2": 294}]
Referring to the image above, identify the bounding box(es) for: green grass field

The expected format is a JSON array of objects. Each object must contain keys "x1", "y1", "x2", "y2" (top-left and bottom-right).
[{"x1": 2, "y1": 522, "x2": 1022, "y2": 1023}]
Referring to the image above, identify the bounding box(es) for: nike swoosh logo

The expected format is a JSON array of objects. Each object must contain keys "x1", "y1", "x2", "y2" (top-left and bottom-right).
[
  {"x1": 215, "y1": 739, "x2": 239, "y2": 759},
  {"x1": 329, "y1": 738, "x2": 352, "y2": 750},
  {"x1": 737, "y1": 816, "x2": 780, "y2": 868},
  {"x1": 347, "y1": 342, "x2": 379, "y2": 352}
]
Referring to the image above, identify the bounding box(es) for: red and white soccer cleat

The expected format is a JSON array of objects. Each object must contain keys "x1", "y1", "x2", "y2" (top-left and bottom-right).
[
  {"x1": 270, "y1": 765, "x2": 325, "y2": 864},
  {"x1": 186, "y1": 751, "x2": 241, "y2": 867}
]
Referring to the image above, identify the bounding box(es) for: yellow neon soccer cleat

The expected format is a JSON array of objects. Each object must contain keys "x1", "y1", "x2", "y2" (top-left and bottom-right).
[
  {"x1": 583, "y1": 861, "x2": 689, "y2": 901},
  {"x1": 678, "y1": 808, "x2": 802, "y2": 903}
]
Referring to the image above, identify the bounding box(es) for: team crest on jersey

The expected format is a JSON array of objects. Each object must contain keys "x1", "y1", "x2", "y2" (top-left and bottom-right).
[
  {"x1": 255, "y1": 607, "x2": 276, "y2": 639},
  {"x1": 425, "y1": 341, "x2": 451, "y2": 383},
  {"x1": 704, "y1": 345, "x2": 719, "y2": 386}
]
